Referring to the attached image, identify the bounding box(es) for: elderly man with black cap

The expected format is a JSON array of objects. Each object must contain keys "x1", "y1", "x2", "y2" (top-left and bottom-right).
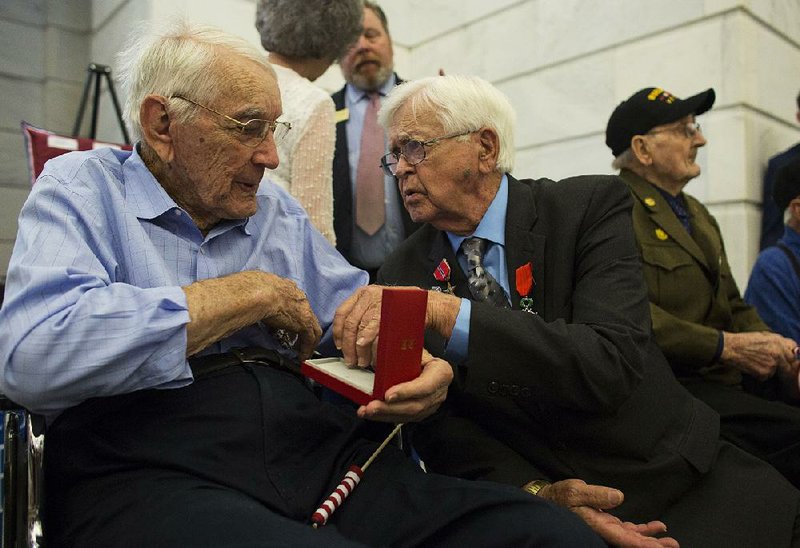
[
  {"x1": 606, "y1": 86, "x2": 800, "y2": 489},
  {"x1": 746, "y1": 155, "x2": 800, "y2": 348}
]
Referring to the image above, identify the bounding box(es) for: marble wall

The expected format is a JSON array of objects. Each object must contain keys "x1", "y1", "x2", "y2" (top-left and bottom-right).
[
  {"x1": 0, "y1": 0, "x2": 798, "y2": 289},
  {"x1": 390, "y1": 0, "x2": 800, "y2": 286},
  {"x1": 0, "y1": 0, "x2": 93, "y2": 284}
]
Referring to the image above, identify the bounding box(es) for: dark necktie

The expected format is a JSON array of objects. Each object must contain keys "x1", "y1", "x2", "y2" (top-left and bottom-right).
[
  {"x1": 461, "y1": 237, "x2": 509, "y2": 308},
  {"x1": 657, "y1": 188, "x2": 692, "y2": 235},
  {"x1": 355, "y1": 92, "x2": 385, "y2": 235}
]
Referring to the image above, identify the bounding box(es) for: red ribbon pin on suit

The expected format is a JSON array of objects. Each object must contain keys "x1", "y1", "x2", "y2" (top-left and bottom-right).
[{"x1": 515, "y1": 262, "x2": 535, "y2": 313}]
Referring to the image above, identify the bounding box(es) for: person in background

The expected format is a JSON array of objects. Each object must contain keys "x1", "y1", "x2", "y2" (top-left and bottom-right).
[
  {"x1": 332, "y1": 1, "x2": 418, "y2": 279},
  {"x1": 606, "y1": 85, "x2": 800, "y2": 488},
  {"x1": 760, "y1": 89, "x2": 800, "y2": 250},
  {"x1": 0, "y1": 20, "x2": 607, "y2": 547},
  {"x1": 337, "y1": 73, "x2": 800, "y2": 547},
  {"x1": 255, "y1": 0, "x2": 364, "y2": 244},
  {"x1": 747, "y1": 155, "x2": 800, "y2": 345}
]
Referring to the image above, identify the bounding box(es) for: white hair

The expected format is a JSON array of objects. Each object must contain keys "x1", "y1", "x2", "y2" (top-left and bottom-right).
[
  {"x1": 378, "y1": 74, "x2": 516, "y2": 173},
  {"x1": 116, "y1": 19, "x2": 274, "y2": 141},
  {"x1": 611, "y1": 148, "x2": 635, "y2": 171}
]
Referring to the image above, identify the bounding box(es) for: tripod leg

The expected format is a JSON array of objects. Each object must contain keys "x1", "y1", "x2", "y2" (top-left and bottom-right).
[
  {"x1": 103, "y1": 72, "x2": 131, "y2": 144},
  {"x1": 90, "y1": 71, "x2": 102, "y2": 140},
  {"x1": 72, "y1": 67, "x2": 94, "y2": 137}
]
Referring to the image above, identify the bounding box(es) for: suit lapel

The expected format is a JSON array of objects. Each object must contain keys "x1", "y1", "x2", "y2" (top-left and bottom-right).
[
  {"x1": 684, "y1": 198, "x2": 722, "y2": 278},
  {"x1": 624, "y1": 172, "x2": 711, "y2": 271},
  {"x1": 422, "y1": 176, "x2": 546, "y2": 313},
  {"x1": 426, "y1": 232, "x2": 467, "y2": 296},
  {"x1": 504, "y1": 176, "x2": 546, "y2": 314}
]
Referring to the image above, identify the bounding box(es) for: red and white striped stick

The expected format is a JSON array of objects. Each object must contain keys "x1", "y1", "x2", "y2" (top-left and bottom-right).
[{"x1": 311, "y1": 423, "x2": 404, "y2": 528}]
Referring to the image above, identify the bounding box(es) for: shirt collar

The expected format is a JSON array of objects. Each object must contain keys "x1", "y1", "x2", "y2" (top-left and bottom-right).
[
  {"x1": 123, "y1": 144, "x2": 178, "y2": 221},
  {"x1": 654, "y1": 185, "x2": 687, "y2": 209},
  {"x1": 124, "y1": 144, "x2": 250, "y2": 235},
  {"x1": 447, "y1": 174, "x2": 509, "y2": 252},
  {"x1": 345, "y1": 73, "x2": 397, "y2": 104}
]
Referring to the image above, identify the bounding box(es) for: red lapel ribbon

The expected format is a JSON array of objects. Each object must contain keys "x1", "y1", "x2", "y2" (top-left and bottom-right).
[
  {"x1": 433, "y1": 258, "x2": 451, "y2": 282},
  {"x1": 515, "y1": 262, "x2": 534, "y2": 297}
]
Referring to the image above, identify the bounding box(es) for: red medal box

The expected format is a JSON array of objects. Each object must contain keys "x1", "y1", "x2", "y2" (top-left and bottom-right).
[{"x1": 302, "y1": 287, "x2": 428, "y2": 405}]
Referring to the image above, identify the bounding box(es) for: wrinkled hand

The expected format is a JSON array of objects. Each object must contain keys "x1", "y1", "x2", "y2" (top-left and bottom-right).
[
  {"x1": 183, "y1": 270, "x2": 320, "y2": 359},
  {"x1": 721, "y1": 331, "x2": 797, "y2": 381},
  {"x1": 257, "y1": 272, "x2": 321, "y2": 361},
  {"x1": 332, "y1": 285, "x2": 388, "y2": 367},
  {"x1": 537, "y1": 479, "x2": 679, "y2": 547},
  {"x1": 356, "y1": 349, "x2": 452, "y2": 423}
]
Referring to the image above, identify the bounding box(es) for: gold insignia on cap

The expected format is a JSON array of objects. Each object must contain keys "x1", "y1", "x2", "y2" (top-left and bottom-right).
[
  {"x1": 647, "y1": 88, "x2": 664, "y2": 101},
  {"x1": 644, "y1": 197, "x2": 656, "y2": 207},
  {"x1": 655, "y1": 228, "x2": 669, "y2": 241}
]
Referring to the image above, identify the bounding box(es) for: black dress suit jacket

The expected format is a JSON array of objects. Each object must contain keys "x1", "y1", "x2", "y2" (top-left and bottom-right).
[
  {"x1": 378, "y1": 174, "x2": 721, "y2": 522},
  {"x1": 331, "y1": 77, "x2": 418, "y2": 262}
]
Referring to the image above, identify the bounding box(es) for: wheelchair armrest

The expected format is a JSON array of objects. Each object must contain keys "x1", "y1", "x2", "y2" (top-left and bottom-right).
[{"x1": 1, "y1": 396, "x2": 44, "y2": 547}]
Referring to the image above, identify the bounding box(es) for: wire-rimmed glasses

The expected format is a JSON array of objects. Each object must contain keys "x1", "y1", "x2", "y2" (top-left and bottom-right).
[
  {"x1": 380, "y1": 130, "x2": 476, "y2": 176},
  {"x1": 647, "y1": 121, "x2": 702, "y2": 140},
  {"x1": 171, "y1": 95, "x2": 291, "y2": 148}
]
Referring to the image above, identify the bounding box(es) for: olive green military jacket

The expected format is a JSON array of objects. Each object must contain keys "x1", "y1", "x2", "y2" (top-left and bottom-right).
[{"x1": 619, "y1": 169, "x2": 768, "y2": 385}]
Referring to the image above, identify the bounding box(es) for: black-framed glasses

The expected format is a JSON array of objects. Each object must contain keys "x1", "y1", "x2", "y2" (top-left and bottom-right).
[
  {"x1": 380, "y1": 130, "x2": 476, "y2": 176},
  {"x1": 171, "y1": 95, "x2": 291, "y2": 148},
  {"x1": 647, "y1": 121, "x2": 702, "y2": 139}
]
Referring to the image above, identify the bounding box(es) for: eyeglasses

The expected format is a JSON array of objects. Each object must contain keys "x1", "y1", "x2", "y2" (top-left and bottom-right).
[
  {"x1": 647, "y1": 121, "x2": 702, "y2": 139},
  {"x1": 380, "y1": 130, "x2": 476, "y2": 177},
  {"x1": 171, "y1": 95, "x2": 291, "y2": 148}
]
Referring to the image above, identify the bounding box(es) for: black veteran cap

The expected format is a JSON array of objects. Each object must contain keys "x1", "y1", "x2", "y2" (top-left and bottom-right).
[
  {"x1": 774, "y1": 156, "x2": 800, "y2": 211},
  {"x1": 605, "y1": 87, "x2": 716, "y2": 157}
]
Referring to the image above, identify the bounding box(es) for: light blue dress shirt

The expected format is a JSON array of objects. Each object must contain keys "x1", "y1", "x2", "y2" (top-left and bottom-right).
[
  {"x1": 0, "y1": 146, "x2": 367, "y2": 422},
  {"x1": 444, "y1": 174, "x2": 510, "y2": 364},
  {"x1": 345, "y1": 74, "x2": 406, "y2": 269}
]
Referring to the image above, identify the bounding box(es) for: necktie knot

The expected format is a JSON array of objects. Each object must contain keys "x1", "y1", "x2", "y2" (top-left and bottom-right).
[{"x1": 462, "y1": 237, "x2": 488, "y2": 269}]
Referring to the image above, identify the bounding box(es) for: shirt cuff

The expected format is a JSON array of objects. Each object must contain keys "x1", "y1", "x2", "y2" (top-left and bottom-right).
[
  {"x1": 712, "y1": 331, "x2": 724, "y2": 363},
  {"x1": 444, "y1": 298, "x2": 471, "y2": 365}
]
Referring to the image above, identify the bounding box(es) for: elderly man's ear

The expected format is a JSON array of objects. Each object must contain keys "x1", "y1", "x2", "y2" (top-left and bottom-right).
[
  {"x1": 630, "y1": 135, "x2": 654, "y2": 166},
  {"x1": 477, "y1": 127, "x2": 499, "y2": 173},
  {"x1": 140, "y1": 95, "x2": 175, "y2": 163}
]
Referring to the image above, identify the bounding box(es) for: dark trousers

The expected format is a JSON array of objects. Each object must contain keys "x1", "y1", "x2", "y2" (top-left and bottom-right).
[
  {"x1": 43, "y1": 364, "x2": 602, "y2": 547},
  {"x1": 661, "y1": 441, "x2": 800, "y2": 547},
  {"x1": 683, "y1": 378, "x2": 800, "y2": 489}
]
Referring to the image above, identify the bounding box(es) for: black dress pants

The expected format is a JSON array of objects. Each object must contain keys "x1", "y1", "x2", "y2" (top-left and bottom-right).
[
  {"x1": 43, "y1": 364, "x2": 602, "y2": 547},
  {"x1": 683, "y1": 377, "x2": 800, "y2": 488}
]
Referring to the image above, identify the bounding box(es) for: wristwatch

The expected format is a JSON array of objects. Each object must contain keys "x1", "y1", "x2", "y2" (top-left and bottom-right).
[{"x1": 522, "y1": 479, "x2": 550, "y2": 496}]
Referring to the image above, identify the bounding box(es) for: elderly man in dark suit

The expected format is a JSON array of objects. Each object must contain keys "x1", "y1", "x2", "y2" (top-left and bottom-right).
[
  {"x1": 335, "y1": 74, "x2": 800, "y2": 547},
  {"x1": 606, "y1": 86, "x2": 800, "y2": 490},
  {"x1": 332, "y1": 1, "x2": 417, "y2": 279}
]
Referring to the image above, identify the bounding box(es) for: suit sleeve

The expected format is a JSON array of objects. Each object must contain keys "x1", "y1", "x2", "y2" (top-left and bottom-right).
[
  {"x1": 413, "y1": 411, "x2": 551, "y2": 487},
  {"x1": 649, "y1": 302, "x2": 721, "y2": 366},
  {"x1": 463, "y1": 178, "x2": 649, "y2": 414}
]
